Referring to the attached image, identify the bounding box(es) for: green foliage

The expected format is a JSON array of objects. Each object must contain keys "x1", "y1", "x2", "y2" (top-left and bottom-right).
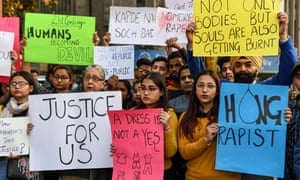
[{"x1": 3, "y1": 0, "x2": 60, "y2": 17}]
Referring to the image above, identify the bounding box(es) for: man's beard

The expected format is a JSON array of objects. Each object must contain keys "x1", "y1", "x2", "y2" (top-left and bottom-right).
[{"x1": 234, "y1": 72, "x2": 257, "y2": 83}]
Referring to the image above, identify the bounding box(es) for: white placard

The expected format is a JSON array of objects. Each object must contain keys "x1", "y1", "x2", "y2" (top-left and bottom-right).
[
  {"x1": 109, "y1": 6, "x2": 163, "y2": 45},
  {"x1": 28, "y1": 91, "x2": 122, "y2": 171},
  {"x1": 156, "y1": 7, "x2": 193, "y2": 44},
  {"x1": 0, "y1": 31, "x2": 14, "y2": 76},
  {"x1": 94, "y1": 45, "x2": 134, "y2": 80},
  {"x1": 0, "y1": 117, "x2": 29, "y2": 156}
]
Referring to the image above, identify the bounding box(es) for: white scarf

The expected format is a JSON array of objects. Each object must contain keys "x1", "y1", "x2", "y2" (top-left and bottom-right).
[{"x1": 1, "y1": 97, "x2": 29, "y2": 117}]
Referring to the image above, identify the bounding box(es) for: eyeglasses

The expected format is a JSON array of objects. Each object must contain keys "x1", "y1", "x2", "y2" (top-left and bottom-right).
[
  {"x1": 196, "y1": 83, "x2": 216, "y2": 90},
  {"x1": 141, "y1": 86, "x2": 158, "y2": 93},
  {"x1": 54, "y1": 75, "x2": 69, "y2": 81},
  {"x1": 10, "y1": 81, "x2": 29, "y2": 88},
  {"x1": 84, "y1": 75, "x2": 104, "y2": 83}
]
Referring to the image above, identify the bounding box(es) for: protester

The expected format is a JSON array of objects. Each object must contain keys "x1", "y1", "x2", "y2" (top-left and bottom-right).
[
  {"x1": 178, "y1": 70, "x2": 241, "y2": 180},
  {"x1": 1, "y1": 71, "x2": 40, "y2": 180},
  {"x1": 135, "y1": 72, "x2": 178, "y2": 180},
  {"x1": 51, "y1": 65, "x2": 73, "y2": 93},
  {"x1": 285, "y1": 61, "x2": 300, "y2": 180},
  {"x1": 132, "y1": 80, "x2": 142, "y2": 108},
  {"x1": 167, "y1": 51, "x2": 186, "y2": 100},
  {"x1": 0, "y1": 82, "x2": 10, "y2": 113},
  {"x1": 231, "y1": 12, "x2": 296, "y2": 180},
  {"x1": 83, "y1": 64, "x2": 113, "y2": 180},
  {"x1": 294, "y1": 137, "x2": 300, "y2": 180},
  {"x1": 117, "y1": 80, "x2": 135, "y2": 109},
  {"x1": 135, "y1": 58, "x2": 152, "y2": 81},
  {"x1": 151, "y1": 56, "x2": 169, "y2": 80},
  {"x1": 169, "y1": 65, "x2": 194, "y2": 117},
  {"x1": 217, "y1": 56, "x2": 234, "y2": 82}
]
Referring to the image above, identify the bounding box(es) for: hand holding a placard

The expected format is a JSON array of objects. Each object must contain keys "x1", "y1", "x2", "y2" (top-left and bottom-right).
[
  {"x1": 102, "y1": 32, "x2": 111, "y2": 46},
  {"x1": 26, "y1": 122, "x2": 34, "y2": 135},
  {"x1": 278, "y1": 12, "x2": 289, "y2": 41},
  {"x1": 165, "y1": 37, "x2": 184, "y2": 55},
  {"x1": 10, "y1": 50, "x2": 18, "y2": 74},
  {"x1": 186, "y1": 22, "x2": 196, "y2": 49},
  {"x1": 93, "y1": 32, "x2": 100, "y2": 46},
  {"x1": 158, "y1": 111, "x2": 171, "y2": 131},
  {"x1": 284, "y1": 107, "x2": 292, "y2": 124},
  {"x1": 205, "y1": 122, "x2": 218, "y2": 144},
  {"x1": 106, "y1": 74, "x2": 119, "y2": 90}
]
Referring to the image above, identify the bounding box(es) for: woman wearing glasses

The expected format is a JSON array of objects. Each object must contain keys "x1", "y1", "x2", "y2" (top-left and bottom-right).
[
  {"x1": 0, "y1": 71, "x2": 40, "y2": 180},
  {"x1": 51, "y1": 65, "x2": 73, "y2": 93},
  {"x1": 82, "y1": 64, "x2": 114, "y2": 180},
  {"x1": 135, "y1": 72, "x2": 178, "y2": 180},
  {"x1": 178, "y1": 70, "x2": 241, "y2": 180}
]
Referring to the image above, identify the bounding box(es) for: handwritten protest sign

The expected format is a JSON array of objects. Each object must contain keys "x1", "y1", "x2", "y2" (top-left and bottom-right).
[
  {"x1": 108, "y1": 109, "x2": 164, "y2": 180},
  {"x1": 28, "y1": 91, "x2": 122, "y2": 171},
  {"x1": 0, "y1": 31, "x2": 14, "y2": 77},
  {"x1": 94, "y1": 45, "x2": 134, "y2": 80},
  {"x1": 216, "y1": 83, "x2": 288, "y2": 178},
  {"x1": 165, "y1": 0, "x2": 193, "y2": 11},
  {"x1": 156, "y1": 7, "x2": 193, "y2": 44},
  {"x1": 109, "y1": 6, "x2": 162, "y2": 45},
  {"x1": 0, "y1": 117, "x2": 30, "y2": 156},
  {"x1": 193, "y1": 0, "x2": 279, "y2": 56},
  {"x1": 0, "y1": 17, "x2": 19, "y2": 82},
  {"x1": 24, "y1": 13, "x2": 95, "y2": 65}
]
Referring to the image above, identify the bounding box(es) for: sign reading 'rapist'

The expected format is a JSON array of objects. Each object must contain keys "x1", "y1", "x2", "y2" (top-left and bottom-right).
[
  {"x1": 24, "y1": 13, "x2": 95, "y2": 65},
  {"x1": 216, "y1": 83, "x2": 288, "y2": 178},
  {"x1": 28, "y1": 91, "x2": 122, "y2": 171}
]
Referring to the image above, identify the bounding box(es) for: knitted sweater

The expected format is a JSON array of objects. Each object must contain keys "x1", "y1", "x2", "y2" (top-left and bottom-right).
[
  {"x1": 178, "y1": 114, "x2": 241, "y2": 180},
  {"x1": 164, "y1": 108, "x2": 178, "y2": 170}
]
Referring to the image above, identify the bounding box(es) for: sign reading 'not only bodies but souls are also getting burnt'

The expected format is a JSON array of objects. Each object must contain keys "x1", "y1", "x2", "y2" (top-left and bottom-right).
[{"x1": 193, "y1": 0, "x2": 280, "y2": 56}]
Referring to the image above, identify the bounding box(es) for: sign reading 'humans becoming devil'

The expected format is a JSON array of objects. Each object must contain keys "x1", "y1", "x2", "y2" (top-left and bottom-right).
[
  {"x1": 28, "y1": 91, "x2": 122, "y2": 171},
  {"x1": 24, "y1": 13, "x2": 95, "y2": 65},
  {"x1": 108, "y1": 109, "x2": 164, "y2": 180},
  {"x1": 216, "y1": 83, "x2": 288, "y2": 178}
]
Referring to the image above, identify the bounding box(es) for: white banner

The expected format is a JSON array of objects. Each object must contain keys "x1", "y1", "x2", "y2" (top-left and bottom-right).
[
  {"x1": 156, "y1": 7, "x2": 193, "y2": 45},
  {"x1": 28, "y1": 91, "x2": 122, "y2": 171},
  {"x1": 94, "y1": 45, "x2": 134, "y2": 80},
  {"x1": 109, "y1": 6, "x2": 163, "y2": 45},
  {"x1": 0, "y1": 31, "x2": 14, "y2": 76},
  {"x1": 0, "y1": 117, "x2": 29, "y2": 156}
]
